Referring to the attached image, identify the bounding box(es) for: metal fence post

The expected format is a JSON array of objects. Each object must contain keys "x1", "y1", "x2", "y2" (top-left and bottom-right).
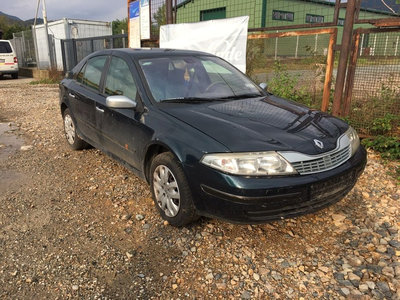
[
  {"x1": 332, "y1": 0, "x2": 358, "y2": 117},
  {"x1": 61, "y1": 40, "x2": 67, "y2": 72},
  {"x1": 166, "y1": 0, "x2": 173, "y2": 24},
  {"x1": 72, "y1": 40, "x2": 78, "y2": 67}
]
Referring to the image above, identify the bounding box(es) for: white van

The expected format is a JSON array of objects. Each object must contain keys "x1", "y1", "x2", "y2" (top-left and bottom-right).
[{"x1": 0, "y1": 40, "x2": 18, "y2": 79}]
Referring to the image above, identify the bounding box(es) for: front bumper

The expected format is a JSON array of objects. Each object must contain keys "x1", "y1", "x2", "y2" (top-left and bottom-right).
[{"x1": 186, "y1": 146, "x2": 367, "y2": 223}]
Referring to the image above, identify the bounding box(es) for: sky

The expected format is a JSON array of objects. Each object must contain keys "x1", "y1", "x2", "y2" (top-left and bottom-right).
[{"x1": 2, "y1": 0, "x2": 127, "y2": 21}]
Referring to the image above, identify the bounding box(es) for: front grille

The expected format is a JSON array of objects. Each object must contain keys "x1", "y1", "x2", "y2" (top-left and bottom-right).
[{"x1": 291, "y1": 145, "x2": 351, "y2": 175}]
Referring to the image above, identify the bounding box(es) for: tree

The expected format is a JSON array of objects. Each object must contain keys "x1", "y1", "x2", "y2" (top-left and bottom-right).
[
  {"x1": 112, "y1": 18, "x2": 127, "y2": 35},
  {"x1": 153, "y1": 4, "x2": 166, "y2": 27},
  {"x1": 0, "y1": 16, "x2": 28, "y2": 40}
]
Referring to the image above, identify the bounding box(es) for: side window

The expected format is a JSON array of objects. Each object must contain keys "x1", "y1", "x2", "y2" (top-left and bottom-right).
[
  {"x1": 82, "y1": 56, "x2": 107, "y2": 90},
  {"x1": 105, "y1": 56, "x2": 137, "y2": 100},
  {"x1": 76, "y1": 62, "x2": 87, "y2": 84}
]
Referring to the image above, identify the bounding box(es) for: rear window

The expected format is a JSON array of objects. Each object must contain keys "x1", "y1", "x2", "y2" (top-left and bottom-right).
[{"x1": 0, "y1": 41, "x2": 12, "y2": 53}]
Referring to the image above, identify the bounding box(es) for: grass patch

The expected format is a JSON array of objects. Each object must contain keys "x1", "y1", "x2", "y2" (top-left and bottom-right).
[{"x1": 29, "y1": 78, "x2": 59, "y2": 85}]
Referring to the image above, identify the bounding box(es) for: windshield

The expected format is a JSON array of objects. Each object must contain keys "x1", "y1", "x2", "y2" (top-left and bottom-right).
[{"x1": 139, "y1": 55, "x2": 264, "y2": 102}]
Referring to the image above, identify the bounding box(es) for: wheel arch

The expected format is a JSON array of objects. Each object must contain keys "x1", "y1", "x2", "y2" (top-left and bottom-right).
[
  {"x1": 60, "y1": 102, "x2": 68, "y2": 116},
  {"x1": 143, "y1": 142, "x2": 183, "y2": 183}
]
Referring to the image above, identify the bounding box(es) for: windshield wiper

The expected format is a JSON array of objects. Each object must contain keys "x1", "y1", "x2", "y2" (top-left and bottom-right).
[
  {"x1": 217, "y1": 93, "x2": 263, "y2": 100},
  {"x1": 160, "y1": 97, "x2": 227, "y2": 103}
]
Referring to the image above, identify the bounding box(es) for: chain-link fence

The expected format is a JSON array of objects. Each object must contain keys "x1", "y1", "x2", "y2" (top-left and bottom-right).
[
  {"x1": 248, "y1": 31, "x2": 333, "y2": 110},
  {"x1": 10, "y1": 30, "x2": 37, "y2": 68},
  {"x1": 348, "y1": 30, "x2": 400, "y2": 137}
]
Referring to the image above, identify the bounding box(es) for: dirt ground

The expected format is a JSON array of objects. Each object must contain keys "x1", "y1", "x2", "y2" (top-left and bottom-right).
[{"x1": 0, "y1": 77, "x2": 399, "y2": 299}]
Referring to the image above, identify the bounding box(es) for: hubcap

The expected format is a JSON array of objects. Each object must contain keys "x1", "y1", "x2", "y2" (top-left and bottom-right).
[
  {"x1": 153, "y1": 165, "x2": 180, "y2": 217},
  {"x1": 64, "y1": 114, "x2": 75, "y2": 145}
]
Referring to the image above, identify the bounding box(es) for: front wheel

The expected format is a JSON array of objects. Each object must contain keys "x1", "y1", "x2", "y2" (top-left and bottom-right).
[
  {"x1": 62, "y1": 108, "x2": 88, "y2": 150},
  {"x1": 150, "y1": 152, "x2": 199, "y2": 226}
]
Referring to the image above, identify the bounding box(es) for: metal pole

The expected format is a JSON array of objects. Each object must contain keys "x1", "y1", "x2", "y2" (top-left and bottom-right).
[
  {"x1": 373, "y1": 34, "x2": 377, "y2": 56},
  {"x1": 360, "y1": 34, "x2": 364, "y2": 56},
  {"x1": 395, "y1": 36, "x2": 399, "y2": 56},
  {"x1": 332, "y1": 0, "x2": 358, "y2": 117},
  {"x1": 33, "y1": 0, "x2": 41, "y2": 69},
  {"x1": 314, "y1": 34, "x2": 318, "y2": 55},
  {"x1": 384, "y1": 35, "x2": 388, "y2": 56},
  {"x1": 321, "y1": 29, "x2": 338, "y2": 112},
  {"x1": 42, "y1": 0, "x2": 53, "y2": 69},
  {"x1": 166, "y1": 0, "x2": 173, "y2": 24},
  {"x1": 295, "y1": 35, "x2": 299, "y2": 58},
  {"x1": 342, "y1": 29, "x2": 361, "y2": 116},
  {"x1": 275, "y1": 31, "x2": 278, "y2": 60}
]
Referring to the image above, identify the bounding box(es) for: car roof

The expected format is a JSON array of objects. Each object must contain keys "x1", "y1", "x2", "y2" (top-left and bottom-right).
[{"x1": 92, "y1": 48, "x2": 213, "y2": 59}]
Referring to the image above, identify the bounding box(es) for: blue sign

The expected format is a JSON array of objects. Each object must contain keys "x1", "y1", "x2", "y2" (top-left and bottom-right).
[{"x1": 129, "y1": 1, "x2": 140, "y2": 19}]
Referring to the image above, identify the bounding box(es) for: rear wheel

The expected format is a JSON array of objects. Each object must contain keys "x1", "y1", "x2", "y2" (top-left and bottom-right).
[
  {"x1": 150, "y1": 152, "x2": 199, "y2": 226},
  {"x1": 62, "y1": 108, "x2": 88, "y2": 150},
  {"x1": 11, "y1": 73, "x2": 18, "y2": 79}
]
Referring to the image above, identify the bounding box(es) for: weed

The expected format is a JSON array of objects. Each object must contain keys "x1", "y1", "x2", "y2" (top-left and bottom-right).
[
  {"x1": 362, "y1": 136, "x2": 400, "y2": 160},
  {"x1": 29, "y1": 78, "x2": 59, "y2": 85}
]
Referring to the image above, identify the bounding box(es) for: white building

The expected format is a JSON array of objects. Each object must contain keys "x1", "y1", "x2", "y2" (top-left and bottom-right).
[{"x1": 34, "y1": 18, "x2": 112, "y2": 70}]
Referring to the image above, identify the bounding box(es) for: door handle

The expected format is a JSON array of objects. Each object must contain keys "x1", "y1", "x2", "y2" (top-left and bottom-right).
[
  {"x1": 68, "y1": 92, "x2": 76, "y2": 98},
  {"x1": 96, "y1": 106, "x2": 104, "y2": 113}
]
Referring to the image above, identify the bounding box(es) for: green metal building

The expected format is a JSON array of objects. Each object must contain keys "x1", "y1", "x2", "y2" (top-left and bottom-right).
[{"x1": 176, "y1": 0, "x2": 399, "y2": 57}]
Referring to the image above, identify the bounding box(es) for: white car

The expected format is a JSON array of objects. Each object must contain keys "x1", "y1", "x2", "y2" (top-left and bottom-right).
[{"x1": 0, "y1": 40, "x2": 18, "y2": 79}]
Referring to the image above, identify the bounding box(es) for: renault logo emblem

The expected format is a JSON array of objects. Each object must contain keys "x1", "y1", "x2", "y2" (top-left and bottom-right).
[{"x1": 314, "y1": 139, "x2": 324, "y2": 149}]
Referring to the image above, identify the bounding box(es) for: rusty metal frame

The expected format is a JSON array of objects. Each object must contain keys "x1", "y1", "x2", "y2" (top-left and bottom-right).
[
  {"x1": 342, "y1": 26, "x2": 400, "y2": 117},
  {"x1": 248, "y1": 27, "x2": 338, "y2": 112},
  {"x1": 332, "y1": 0, "x2": 358, "y2": 116}
]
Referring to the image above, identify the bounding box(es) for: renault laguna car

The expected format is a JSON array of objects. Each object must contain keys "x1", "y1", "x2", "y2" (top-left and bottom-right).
[{"x1": 59, "y1": 49, "x2": 367, "y2": 226}]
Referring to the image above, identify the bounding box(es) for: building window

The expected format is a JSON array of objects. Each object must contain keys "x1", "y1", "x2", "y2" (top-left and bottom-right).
[
  {"x1": 338, "y1": 18, "x2": 345, "y2": 26},
  {"x1": 272, "y1": 10, "x2": 294, "y2": 22},
  {"x1": 306, "y1": 14, "x2": 325, "y2": 24},
  {"x1": 200, "y1": 7, "x2": 226, "y2": 21}
]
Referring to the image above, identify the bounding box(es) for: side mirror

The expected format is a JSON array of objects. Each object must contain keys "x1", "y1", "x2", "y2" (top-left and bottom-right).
[
  {"x1": 259, "y1": 82, "x2": 268, "y2": 91},
  {"x1": 65, "y1": 71, "x2": 73, "y2": 79},
  {"x1": 106, "y1": 95, "x2": 137, "y2": 109}
]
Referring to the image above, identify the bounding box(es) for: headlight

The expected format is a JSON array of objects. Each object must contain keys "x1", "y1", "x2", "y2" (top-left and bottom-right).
[
  {"x1": 345, "y1": 126, "x2": 360, "y2": 156},
  {"x1": 200, "y1": 152, "x2": 297, "y2": 176}
]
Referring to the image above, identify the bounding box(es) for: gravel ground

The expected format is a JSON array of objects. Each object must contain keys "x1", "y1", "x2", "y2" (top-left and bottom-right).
[{"x1": 0, "y1": 77, "x2": 399, "y2": 299}]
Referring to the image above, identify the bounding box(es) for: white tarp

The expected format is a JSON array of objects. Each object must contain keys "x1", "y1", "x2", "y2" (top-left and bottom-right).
[{"x1": 160, "y1": 16, "x2": 249, "y2": 73}]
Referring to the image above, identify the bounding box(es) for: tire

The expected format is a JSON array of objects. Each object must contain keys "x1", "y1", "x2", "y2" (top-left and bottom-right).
[
  {"x1": 62, "y1": 108, "x2": 88, "y2": 150},
  {"x1": 150, "y1": 152, "x2": 199, "y2": 226},
  {"x1": 11, "y1": 73, "x2": 18, "y2": 79}
]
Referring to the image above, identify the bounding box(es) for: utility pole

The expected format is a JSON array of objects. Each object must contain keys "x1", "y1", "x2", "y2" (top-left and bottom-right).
[
  {"x1": 42, "y1": 0, "x2": 54, "y2": 69},
  {"x1": 32, "y1": 0, "x2": 41, "y2": 69}
]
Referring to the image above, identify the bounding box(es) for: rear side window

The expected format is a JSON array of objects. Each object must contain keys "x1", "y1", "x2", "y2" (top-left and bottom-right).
[
  {"x1": 105, "y1": 56, "x2": 137, "y2": 100},
  {"x1": 82, "y1": 56, "x2": 107, "y2": 90},
  {"x1": 0, "y1": 41, "x2": 12, "y2": 53}
]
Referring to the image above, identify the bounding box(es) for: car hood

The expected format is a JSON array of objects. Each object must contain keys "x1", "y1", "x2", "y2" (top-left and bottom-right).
[{"x1": 159, "y1": 96, "x2": 348, "y2": 155}]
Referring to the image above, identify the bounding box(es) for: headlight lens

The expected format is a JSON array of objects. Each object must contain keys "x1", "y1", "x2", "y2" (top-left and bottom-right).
[
  {"x1": 200, "y1": 152, "x2": 297, "y2": 176},
  {"x1": 345, "y1": 126, "x2": 360, "y2": 156}
]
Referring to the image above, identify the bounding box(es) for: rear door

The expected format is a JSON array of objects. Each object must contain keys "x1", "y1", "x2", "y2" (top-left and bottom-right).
[
  {"x1": 0, "y1": 41, "x2": 16, "y2": 72},
  {"x1": 67, "y1": 55, "x2": 108, "y2": 145}
]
